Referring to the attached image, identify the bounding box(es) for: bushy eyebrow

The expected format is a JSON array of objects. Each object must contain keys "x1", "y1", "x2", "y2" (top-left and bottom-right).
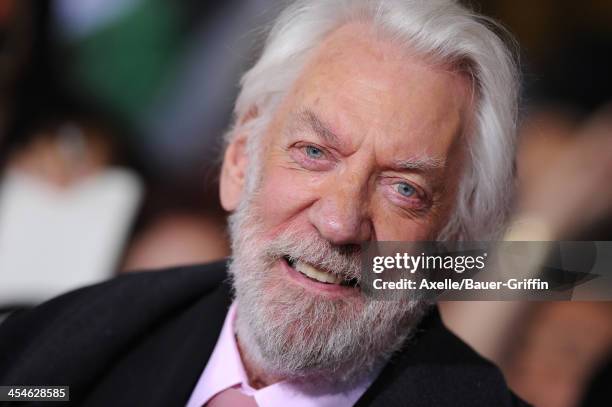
[
  {"x1": 393, "y1": 156, "x2": 445, "y2": 172},
  {"x1": 294, "y1": 108, "x2": 344, "y2": 148},
  {"x1": 393, "y1": 156, "x2": 447, "y2": 194}
]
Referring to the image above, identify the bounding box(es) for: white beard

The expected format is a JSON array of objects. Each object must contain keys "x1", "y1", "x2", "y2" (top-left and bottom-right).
[{"x1": 227, "y1": 156, "x2": 429, "y2": 385}]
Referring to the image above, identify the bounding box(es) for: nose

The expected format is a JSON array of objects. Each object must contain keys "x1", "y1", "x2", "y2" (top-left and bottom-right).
[{"x1": 308, "y1": 182, "x2": 372, "y2": 245}]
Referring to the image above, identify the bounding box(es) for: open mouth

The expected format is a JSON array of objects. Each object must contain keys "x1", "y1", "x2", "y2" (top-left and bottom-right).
[{"x1": 283, "y1": 256, "x2": 359, "y2": 288}]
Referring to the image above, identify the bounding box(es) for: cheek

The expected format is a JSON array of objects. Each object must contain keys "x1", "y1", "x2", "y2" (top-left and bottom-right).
[
  {"x1": 255, "y1": 165, "x2": 318, "y2": 236},
  {"x1": 374, "y1": 213, "x2": 435, "y2": 241}
]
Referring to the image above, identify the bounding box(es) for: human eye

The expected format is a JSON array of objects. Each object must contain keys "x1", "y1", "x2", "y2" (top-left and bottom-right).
[
  {"x1": 304, "y1": 145, "x2": 324, "y2": 159},
  {"x1": 395, "y1": 181, "x2": 416, "y2": 197},
  {"x1": 288, "y1": 142, "x2": 335, "y2": 171},
  {"x1": 382, "y1": 178, "x2": 431, "y2": 213}
]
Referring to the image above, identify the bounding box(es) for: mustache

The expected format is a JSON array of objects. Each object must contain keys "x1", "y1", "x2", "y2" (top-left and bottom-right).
[{"x1": 263, "y1": 229, "x2": 362, "y2": 281}]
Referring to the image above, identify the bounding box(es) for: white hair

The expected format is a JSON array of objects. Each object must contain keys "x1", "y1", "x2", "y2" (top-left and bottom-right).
[{"x1": 227, "y1": 0, "x2": 520, "y2": 241}]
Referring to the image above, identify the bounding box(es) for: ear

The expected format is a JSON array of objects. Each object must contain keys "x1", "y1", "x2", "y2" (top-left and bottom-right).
[
  {"x1": 220, "y1": 106, "x2": 260, "y2": 211},
  {"x1": 220, "y1": 135, "x2": 249, "y2": 212}
]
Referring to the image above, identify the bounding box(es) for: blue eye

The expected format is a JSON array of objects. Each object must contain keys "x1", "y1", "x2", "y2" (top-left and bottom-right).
[
  {"x1": 305, "y1": 145, "x2": 324, "y2": 159},
  {"x1": 396, "y1": 182, "x2": 416, "y2": 197}
]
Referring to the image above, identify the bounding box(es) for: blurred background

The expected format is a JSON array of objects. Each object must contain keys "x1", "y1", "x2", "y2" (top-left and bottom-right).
[{"x1": 0, "y1": 1, "x2": 611, "y2": 406}]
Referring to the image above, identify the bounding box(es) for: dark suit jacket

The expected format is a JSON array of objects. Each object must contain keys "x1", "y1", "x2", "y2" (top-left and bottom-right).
[{"x1": 0, "y1": 261, "x2": 529, "y2": 406}]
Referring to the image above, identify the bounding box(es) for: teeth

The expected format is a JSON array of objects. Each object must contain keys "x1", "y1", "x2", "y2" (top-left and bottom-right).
[{"x1": 294, "y1": 260, "x2": 342, "y2": 284}]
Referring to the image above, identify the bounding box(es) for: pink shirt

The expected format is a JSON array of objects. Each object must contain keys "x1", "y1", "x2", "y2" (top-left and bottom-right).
[{"x1": 185, "y1": 303, "x2": 377, "y2": 407}]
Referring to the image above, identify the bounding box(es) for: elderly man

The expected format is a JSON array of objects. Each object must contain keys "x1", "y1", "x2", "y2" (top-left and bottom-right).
[{"x1": 0, "y1": 1, "x2": 529, "y2": 406}]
